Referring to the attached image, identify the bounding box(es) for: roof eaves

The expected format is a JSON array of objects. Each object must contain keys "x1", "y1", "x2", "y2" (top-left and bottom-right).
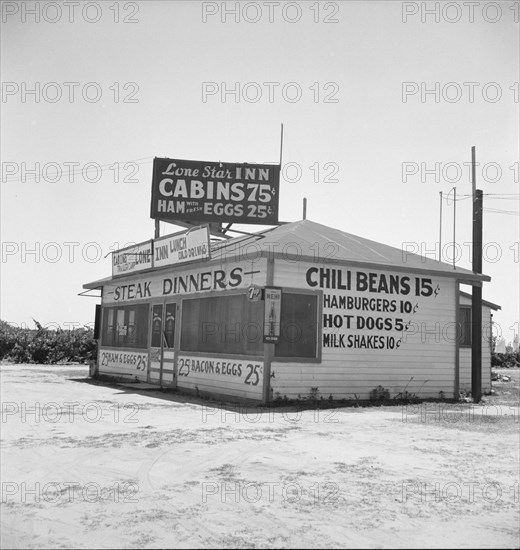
[
  {"x1": 459, "y1": 290, "x2": 501, "y2": 310},
  {"x1": 261, "y1": 250, "x2": 491, "y2": 283},
  {"x1": 83, "y1": 276, "x2": 112, "y2": 290}
]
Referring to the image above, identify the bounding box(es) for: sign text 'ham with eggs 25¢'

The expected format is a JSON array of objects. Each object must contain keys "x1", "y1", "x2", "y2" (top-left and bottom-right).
[{"x1": 150, "y1": 158, "x2": 280, "y2": 225}]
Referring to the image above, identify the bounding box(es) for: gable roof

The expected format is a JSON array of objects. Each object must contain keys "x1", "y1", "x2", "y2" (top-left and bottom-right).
[
  {"x1": 211, "y1": 219, "x2": 489, "y2": 283},
  {"x1": 84, "y1": 219, "x2": 490, "y2": 289}
]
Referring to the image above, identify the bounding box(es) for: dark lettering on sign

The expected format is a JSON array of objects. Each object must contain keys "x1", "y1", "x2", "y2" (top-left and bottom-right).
[
  {"x1": 323, "y1": 314, "x2": 354, "y2": 329},
  {"x1": 306, "y1": 267, "x2": 350, "y2": 290},
  {"x1": 177, "y1": 356, "x2": 261, "y2": 385},
  {"x1": 323, "y1": 294, "x2": 398, "y2": 313},
  {"x1": 306, "y1": 268, "x2": 413, "y2": 295},
  {"x1": 355, "y1": 272, "x2": 411, "y2": 295},
  {"x1": 228, "y1": 267, "x2": 243, "y2": 288},
  {"x1": 415, "y1": 278, "x2": 433, "y2": 297},
  {"x1": 100, "y1": 351, "x2": 147, "y2": 371},
  {"x1": 114, "y1": 282, "x2": 151, "y2": 301},
  {"x1": 178, "y1": 358, "x2": 190, "y2": 376},
  {"x1": 311, "y1": 267, "x2": 442, "y2": 352},
  {"x1": 162, "y1": 268, "x2": 243, "y2": 296},
  {"x1": 323, "y1": 334, "x2": 346, "y2": 347},
  {"x1": 244, "y1": 364, "x2": 260, "y2": 386},
  {"x1": 200, "y1": 272, "x2": 212, "y2": 291}
]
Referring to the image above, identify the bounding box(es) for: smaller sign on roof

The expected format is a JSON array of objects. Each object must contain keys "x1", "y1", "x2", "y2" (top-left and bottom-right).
[
  {"x1": 112, "y1": 240, "x2": 153, "y2": 277},
  {"x1": 154, "y1": 225, "x2": 211, "y2": 268}
]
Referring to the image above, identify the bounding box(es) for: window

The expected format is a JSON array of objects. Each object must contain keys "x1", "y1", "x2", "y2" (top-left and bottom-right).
[
  {"x1": 459, "y1": 306, "x2": 471, "y2": 346},
  {"x1": 179, "y1": 291, "x2": 320, "y2": 360},
  {"x1": 275, "y1": 293, "x2": 318, "y2": 359},
  {"x1": 164, "y1": 303, "x2": 176, "y2": 349},
  {"x1": 102, "y1": 304, "x2": 149, "y2": 349},
  {"x1": 151, "y1": 304, "x2": 163, "y2": 348},
  {"x1": 181, "y1": 294, "x2": 264, "y2": 356}
]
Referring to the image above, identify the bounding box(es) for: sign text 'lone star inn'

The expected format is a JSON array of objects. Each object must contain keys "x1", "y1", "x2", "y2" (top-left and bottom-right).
[{"x1": 150, "y1": 157, "x2": 280, "y2": 225}]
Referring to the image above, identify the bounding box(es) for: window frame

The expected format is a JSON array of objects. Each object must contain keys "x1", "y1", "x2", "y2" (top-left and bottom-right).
[
  {"x1": 99, "y1": 286, "x2": 323, "y2": 363},
  {"x1": 179, "y1": 289, "x2": 265, "y2": 359},
  {"x1": 273, "y1": 288, "x2": 322, "y2": 364},
  {"x1": 101, "y1": 303, "x2": 149, "y2": 350},
  {"x1": 459, "y1": 305, "x2": 472, "y2": 347}
]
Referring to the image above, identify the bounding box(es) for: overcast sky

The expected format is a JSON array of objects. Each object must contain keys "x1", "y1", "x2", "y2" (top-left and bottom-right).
[{"x1": 1, "y1": 0, "x2": 519, "y2": 343}]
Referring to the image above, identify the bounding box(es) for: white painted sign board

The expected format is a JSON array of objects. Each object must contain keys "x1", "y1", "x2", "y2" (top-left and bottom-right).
[
  {"x1": 154, "y1": 226, "x2": 210, "y2": 268},
  {"x1": 112, "y1": 241, "x2": 153, "y2": 277}
]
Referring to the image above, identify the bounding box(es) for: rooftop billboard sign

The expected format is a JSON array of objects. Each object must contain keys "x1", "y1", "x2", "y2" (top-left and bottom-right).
[{"x1": 150, "y1": 158, "x2": 280, "y2": 225}]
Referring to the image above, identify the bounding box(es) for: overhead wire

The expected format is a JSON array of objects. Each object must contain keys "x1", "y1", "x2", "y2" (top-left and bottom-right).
[{"x1": 483, "y1": 208, "x2": 519, "y2": 216}]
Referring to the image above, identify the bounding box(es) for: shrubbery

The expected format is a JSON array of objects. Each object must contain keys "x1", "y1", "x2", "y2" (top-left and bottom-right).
[
  {"x1": 0, "y1": 320, "x2": 97, "y2": 364},
  {"x1": 492, "y1": 350, "x2": 520, "y2": 368}
]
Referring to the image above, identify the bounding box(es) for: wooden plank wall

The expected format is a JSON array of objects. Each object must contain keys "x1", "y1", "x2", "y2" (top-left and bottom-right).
[{"x1": 271, "y1": 260, "x2": 458, "y2": 400}]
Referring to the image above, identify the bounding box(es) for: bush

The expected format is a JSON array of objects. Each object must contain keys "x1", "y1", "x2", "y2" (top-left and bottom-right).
[
  {"x1": 369, "y1": 385, "x2": 390, "y2": 401},
  {"x1": 0, "y1": 320, "x2": 18, "y2": 358},
  {"x1": 0, "y1": 320, "x2": 97, "y2": 364},
  {"x1": 492, "y1": 351, "x2": 520, "y2": 369}
]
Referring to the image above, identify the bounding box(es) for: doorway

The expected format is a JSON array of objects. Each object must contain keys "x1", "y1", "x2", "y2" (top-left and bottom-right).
[{"x1": 148, "y1": 301, "x2": 177, "y2": 387}]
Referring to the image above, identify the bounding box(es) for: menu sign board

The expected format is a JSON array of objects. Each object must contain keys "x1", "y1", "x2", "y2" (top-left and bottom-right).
[
  {"x1": 151, "y1": 158, "x2": 280, "y2": 225},
  {"x1": 112, "y1": 241, "x2": 153, "y2": 277},
  {"x1": 154, "y1": 226, "x2": 211, "y2": 268}
]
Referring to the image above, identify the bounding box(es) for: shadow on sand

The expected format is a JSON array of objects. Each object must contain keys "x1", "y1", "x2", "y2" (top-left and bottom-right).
[{"x1": 67, "y1": 376, "x2": 307, "y2": 415}]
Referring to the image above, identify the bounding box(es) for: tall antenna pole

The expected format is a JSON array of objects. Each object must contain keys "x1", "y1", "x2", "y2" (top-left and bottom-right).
[
  {"x1": 452, "y1": 187, "x2": 456, "y2": 269},
  {"x1": 439, "y1": 191, "x2": 443, "y2": 262},
  {"x1": 303, "y1": 197, "x2": 307, "y2": 220},
  {"x1": 279, "y1": 123, "x2": 284, "y2": 166}
]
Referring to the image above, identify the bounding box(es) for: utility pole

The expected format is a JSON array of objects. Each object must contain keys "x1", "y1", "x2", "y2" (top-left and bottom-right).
[{"x1": 471, "y1": 146, "x2": 483, "y2": 403}]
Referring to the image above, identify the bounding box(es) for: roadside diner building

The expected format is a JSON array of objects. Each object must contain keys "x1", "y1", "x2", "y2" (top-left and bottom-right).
[{"x1": 84, "y1": 219, "x2": 498, "y2": 403}]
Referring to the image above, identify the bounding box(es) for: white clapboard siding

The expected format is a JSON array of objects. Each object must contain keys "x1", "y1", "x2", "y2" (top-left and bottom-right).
[
  {"x1": 177, "y1": 376, "x2": 262, "y2": 401},
  {"x1": 149, "y1": 370, "x2": 160, "y2": 383},
  {"x1": 162, "y1": 371, "x2": 175, "y2": 384},
  {"x1": 149, "y1": 368, "x2": 175, "y2": 384},
  {"x1": 459, "y1": 348, "x2": 491, "y2": 394},
  {"x1": 272, "y1": 260, "x2": 457, "y2": 399},
  {"x1": 161, "y1": 350, "x2": 175, "y2": 385}
]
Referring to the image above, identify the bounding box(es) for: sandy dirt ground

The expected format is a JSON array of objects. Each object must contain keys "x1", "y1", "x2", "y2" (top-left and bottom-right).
[{"x1": 1, "y1": 364, "x2": 519, "y2": 549}]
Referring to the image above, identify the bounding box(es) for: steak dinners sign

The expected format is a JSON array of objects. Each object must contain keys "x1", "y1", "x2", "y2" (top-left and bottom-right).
[{"x1": 150, "y1": 157, "x2": 280, "y2": 225}]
